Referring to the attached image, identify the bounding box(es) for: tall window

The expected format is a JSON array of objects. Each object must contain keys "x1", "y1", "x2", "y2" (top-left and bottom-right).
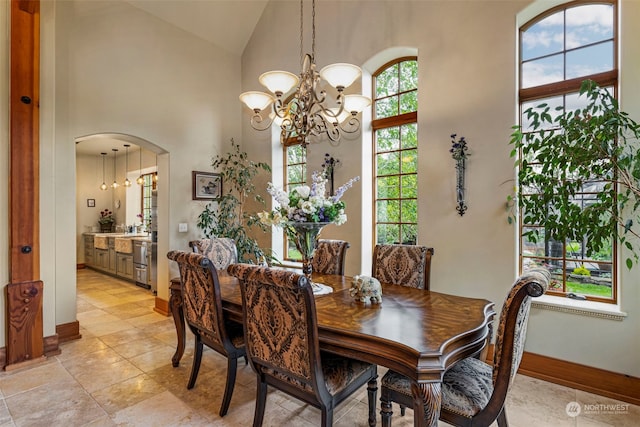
[
  {"x1": 518, "y1": 2, "x2": 617, "y2": 302},
  {"x1": 140, "y1": 173, "x2": 155, "y2": 228},
  {"x1": 372, "y1": 57, "x2": 418, "y2": 245},
  {"x1": 283, "y1": 143, "x2": 306, "y2": 261}
]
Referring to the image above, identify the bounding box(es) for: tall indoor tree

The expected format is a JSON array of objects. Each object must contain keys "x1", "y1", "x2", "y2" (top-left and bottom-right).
[{"x1": 509, "y1": 80, "x2": 640, "y2": 269}]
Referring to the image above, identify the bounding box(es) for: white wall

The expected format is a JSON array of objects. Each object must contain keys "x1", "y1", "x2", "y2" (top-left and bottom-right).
[{"x1": 241, "y1": 0, "x2": 639, "y2": 377}]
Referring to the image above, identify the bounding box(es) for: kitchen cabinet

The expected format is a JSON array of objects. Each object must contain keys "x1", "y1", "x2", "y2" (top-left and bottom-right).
[
  {"x1": 84, "y1": 233, "x2": 152, "y2": 286},
  {"x1": 116, "y1": 253, "x2": 134, "y2": 280},
  {"x1": 84, "y1": 234, "x2": 94, "y2": 266},
  {"x1": 108, "y1": 237, "x2": 117, "y2": 274},
  {"x1": 94, "y1": 248, "x2": 109, "y2": 270}
]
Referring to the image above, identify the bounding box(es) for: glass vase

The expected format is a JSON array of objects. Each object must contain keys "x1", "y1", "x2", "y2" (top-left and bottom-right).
[{"x1": 286, "y1": 221, "x2": 330, "y2": 284}]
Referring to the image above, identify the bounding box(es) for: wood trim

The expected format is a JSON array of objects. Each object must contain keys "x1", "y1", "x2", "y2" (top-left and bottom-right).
[
  {"x1": 10, "y1": 0, "x2": 40, "y2": 282},
  {"x1": 56, "y1": 321, "x2": 82, "y2": 343},
  {"x1": 518, "y1": 351, "x2": 640, "y2": 406},
  {"x1": 153, "y1": 296, "x2": 170, "y2": 317},
  {"x1": 0, "y1": 332, "x2": 58, "y2": 370},
  {"x1": 43, "y1": 334, "x2": 60, "y2": 356}
]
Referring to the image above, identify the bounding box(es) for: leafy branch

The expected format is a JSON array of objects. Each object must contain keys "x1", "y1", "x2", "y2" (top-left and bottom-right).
[{"x1": 509, "y1": 80, "x2": 640, "y2": 269}]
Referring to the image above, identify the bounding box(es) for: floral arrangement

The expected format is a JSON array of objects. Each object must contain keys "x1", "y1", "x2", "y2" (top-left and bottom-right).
[
  {"x1": 258, "y1": 171, "x2": 360, "y2": 226},
  {"x1": 98, "y1": 209, "x2": 114, "y2": 224}
]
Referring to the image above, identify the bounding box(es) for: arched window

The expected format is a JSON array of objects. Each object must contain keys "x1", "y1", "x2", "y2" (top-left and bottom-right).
[
  {"x1": 517, "y1": 1, "x2": 617, "y2": 302},
  {"x1": 372, "y1": 57, "x2": 418, "y2": 245},
  {"x1": 283, "y1": 142, "x2": 306, "y2": 261}
]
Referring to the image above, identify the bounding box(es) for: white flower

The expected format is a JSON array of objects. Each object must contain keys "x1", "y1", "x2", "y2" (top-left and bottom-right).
[
  {"x1": 310, "y1": 196, "x2": 324, "y2": 207},
  {"x1": 335, "y1": 213, "x2": 347, "y2": 225},
  {"x1": 301, "y1": 201, "x2": 315, "y2": 214},
  {"x1": 295, "y1": 186, "x2": 311, "y2": 199}
]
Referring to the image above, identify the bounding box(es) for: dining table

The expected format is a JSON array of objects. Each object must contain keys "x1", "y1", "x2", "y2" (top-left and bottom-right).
[{"x1": 169, "y1": 272, "x2": 495, "y2": 427}]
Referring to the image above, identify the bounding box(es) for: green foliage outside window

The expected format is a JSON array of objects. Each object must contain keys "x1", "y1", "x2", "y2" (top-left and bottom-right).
[{"x1": 374, "y1": 58, "x2": 418, "y2": 245}]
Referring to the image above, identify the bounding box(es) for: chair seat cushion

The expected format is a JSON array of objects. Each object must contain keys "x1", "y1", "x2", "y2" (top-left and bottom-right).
[
  {"x1": 381, "y1": 357, "x2": 493, "y2": 418},
  {"x1": 321, "y1": 353, "x2": 375, "y2": 395},
  {"x1": 266, "y1": 353, "x2": 374, "y2": 395}
]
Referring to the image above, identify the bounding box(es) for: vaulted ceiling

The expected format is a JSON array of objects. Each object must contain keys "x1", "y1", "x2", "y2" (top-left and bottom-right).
[
  {"x1": 76, "y1": 0, "x2": 269, "y2": 156},
  {"x1": 125, "y1": 0, "x2": 269, "y2": 55}
]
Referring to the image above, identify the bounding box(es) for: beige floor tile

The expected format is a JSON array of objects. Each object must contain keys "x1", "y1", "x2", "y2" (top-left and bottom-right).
[
  {"x1": 5, "y1": 378, "x2": 106, "y2": 426},
  {"x1": 90, "y1": 374, "x2": 167, "y2": 415},
  {"x1": 1, "y1": 268, "x2": 635, "y2": 427},
  {"x1": 110, "y1": 390, "x2": 210, "y2": 426}
]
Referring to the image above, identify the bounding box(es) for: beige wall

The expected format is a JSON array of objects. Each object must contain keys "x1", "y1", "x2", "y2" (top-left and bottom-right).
[{"x1": 241, "y1": 0, "x2": 639, "y2": 377}]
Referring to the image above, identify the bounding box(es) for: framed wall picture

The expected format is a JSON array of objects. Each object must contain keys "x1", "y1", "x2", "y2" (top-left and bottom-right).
[
  {"x1": 192, "y1": 171, "x2": 222, "y2": 200},
  {"x1": 87, "y1": 198, "x2": 96, "y2": 207}
]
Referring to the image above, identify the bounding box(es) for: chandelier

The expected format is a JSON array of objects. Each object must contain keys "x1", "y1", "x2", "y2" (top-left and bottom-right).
[{"x1": 239, "y1": 0, "x2": 371, "y2": 148}]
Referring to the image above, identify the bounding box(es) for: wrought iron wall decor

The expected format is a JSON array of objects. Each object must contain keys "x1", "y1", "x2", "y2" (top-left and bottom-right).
[
  {"x1": 321, "y1": 153, "x2": 341, "y2": 196},
  {"x1": 450, "y1": 134, "x2": 468, "y2": 216}
]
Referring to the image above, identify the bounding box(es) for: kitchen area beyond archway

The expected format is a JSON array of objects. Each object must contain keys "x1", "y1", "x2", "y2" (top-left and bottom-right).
[{"x1": 75, "y1": 133, "x2": 167, "y2": 295}]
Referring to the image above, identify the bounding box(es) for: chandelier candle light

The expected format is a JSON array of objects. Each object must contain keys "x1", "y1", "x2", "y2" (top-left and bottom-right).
[
  {"x1": 240, "y1": 0, "x2": 371, "y2": 147},
  {"x1": 258, "y1": 171, "x2": 359, "y2": 292}
]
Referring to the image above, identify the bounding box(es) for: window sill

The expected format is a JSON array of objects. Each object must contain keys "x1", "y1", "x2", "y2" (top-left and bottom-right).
[{"x1": 532, "y1": 294, "x2": 627, "y2": 321}]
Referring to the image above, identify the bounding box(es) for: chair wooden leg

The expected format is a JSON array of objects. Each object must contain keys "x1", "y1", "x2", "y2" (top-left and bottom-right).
[
  {"x1": 252, "y1": 378, "x2": 268, "y2": 427},
  {"x1": 368, "y1": 376, "x2": 378, "y2": 427},
  {"x1": 321, "y1": 408, "x2": 333, "y2": 427},
  {"x1": 187, "y1": 335, "x2": 203, "y2": 389},
  {"x1": 497, "y1": 407, "x2": 508, "y2": 427},
  {"x1": 219, "y1": 356, "x2": 238, "y2": 416},
  {"x1": 380, "y1": 398, "x2": 393, "y2": 427}
]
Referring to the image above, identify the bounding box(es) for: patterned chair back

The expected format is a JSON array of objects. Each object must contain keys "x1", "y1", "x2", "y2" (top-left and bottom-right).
[
  {"x1": 372, "y1": 244, "x2": 434, "y2": 289},
  {"x1": 492, "y1": 268, "x2": 550, "y2": 388},
  {"x1": 167, "y1": 250, "x2": 228, "y2": 348},
  {"x1": 312, "y1": 239, "x2": 350, "y2": 275},
  {"x1": 228, "y1": 263, "x2": 324, "y2": 395},
  {"x1": 189, "y1": 238, "x2": 238, "y2": 271}
]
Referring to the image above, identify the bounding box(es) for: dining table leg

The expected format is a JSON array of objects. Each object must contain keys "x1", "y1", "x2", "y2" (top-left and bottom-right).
[
  {"x1": 412, "y1": 381, "x2": 442, "y2": 427},
  {"x1": 169, "y1": 278, "x2": 185, "y2": 367}
]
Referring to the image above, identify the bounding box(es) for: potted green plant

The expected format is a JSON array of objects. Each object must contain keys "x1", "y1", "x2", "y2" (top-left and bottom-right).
[
  {"x1": 197, "y1": 139, "x2": 273, "y2": 263},
  {"x1": 508, "y1": 80, "x2": 640, "y2": 269}
]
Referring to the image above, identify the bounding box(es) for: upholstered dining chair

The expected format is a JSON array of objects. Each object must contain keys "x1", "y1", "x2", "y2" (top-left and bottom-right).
[
  {"x1": 188, "y1": 237, "x2": 238, "y2": 271},
  {"x1": 372, "y1": 244, "x2": 434, "y2": 290},
  {"x1": 166, "y1": 250, "x2": 246, "y2": 417},
  {"x1": 379, "y1": 268, "x2": 550, "y2": 427},
  {"x1": 311, "y1": 239, "x2": 350, "y2": 275},
  {"x1": 227, "y1": 263, "x2": 378, "y2": 427}
]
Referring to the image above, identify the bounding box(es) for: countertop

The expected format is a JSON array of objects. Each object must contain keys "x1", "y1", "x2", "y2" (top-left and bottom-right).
[{"x1": 83, "y1": 232, "x2": 152, "y2": 242}]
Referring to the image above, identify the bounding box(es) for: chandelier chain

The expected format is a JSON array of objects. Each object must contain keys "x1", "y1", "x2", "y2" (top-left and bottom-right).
[
  {"x1": 299, "y1": 0, "x2": 303, "y2": 68},
  {"x1": 312, "y1": 0, "x2": 316, "y2": 61}
]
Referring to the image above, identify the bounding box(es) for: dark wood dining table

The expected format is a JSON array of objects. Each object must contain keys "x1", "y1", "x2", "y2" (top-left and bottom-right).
[{"x1": 169, "y1": 272, "x2": 495, "y2": 427}]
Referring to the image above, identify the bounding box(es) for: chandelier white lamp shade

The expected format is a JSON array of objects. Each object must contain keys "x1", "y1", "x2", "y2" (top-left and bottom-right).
[{"x1": 239, "y1": 0, "x2": 371, "y2": 147}]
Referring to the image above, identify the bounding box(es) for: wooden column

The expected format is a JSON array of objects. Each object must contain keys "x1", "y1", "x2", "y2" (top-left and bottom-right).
[{"x1": 6, "y1": 0, "x2": 44, "y2": 369}]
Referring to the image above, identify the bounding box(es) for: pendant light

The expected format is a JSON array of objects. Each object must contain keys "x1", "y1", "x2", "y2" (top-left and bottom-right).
[
  {"x1": 136, "y1": 148, "x2": 144, "y2": 185},
  {"x1": 100, "y1": 152, "x2": 108, "y2": 191},
  {"x1": 123, "y1": 144, "x2": 132, "y2": 187},
  {"x1": 153, "y1": 154, "x2": 158, "y2": 183},
  {"x1": 111, "y1": 148, "x2": 119, "y2": 189}
]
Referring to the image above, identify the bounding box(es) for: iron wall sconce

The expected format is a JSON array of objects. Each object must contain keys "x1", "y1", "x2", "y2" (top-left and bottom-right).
[{"x1": 450, "y1": 134, "x2": 468, "y2": 216}]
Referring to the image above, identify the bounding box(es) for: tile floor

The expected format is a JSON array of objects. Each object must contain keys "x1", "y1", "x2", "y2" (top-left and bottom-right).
[{"x1": 0, "y1": 268, "x2": 637, "y2": 426}]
